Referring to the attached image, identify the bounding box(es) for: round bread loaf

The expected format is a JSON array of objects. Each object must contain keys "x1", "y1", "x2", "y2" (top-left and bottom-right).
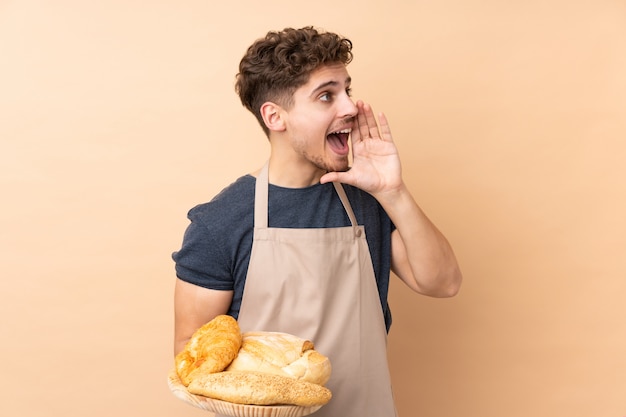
[{"x1": 225, "y1": 331, "x2": 331, "y2": 385}]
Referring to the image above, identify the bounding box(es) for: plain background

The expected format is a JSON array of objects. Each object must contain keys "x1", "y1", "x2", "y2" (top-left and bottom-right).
[{"x1": 1, "y1": 1, "x2": 625, "y2": 416}]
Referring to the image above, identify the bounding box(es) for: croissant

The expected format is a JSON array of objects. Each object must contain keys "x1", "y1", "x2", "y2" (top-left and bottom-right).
[{"x1": 175, "y1": 315, "x2": 242, "y2": 386}]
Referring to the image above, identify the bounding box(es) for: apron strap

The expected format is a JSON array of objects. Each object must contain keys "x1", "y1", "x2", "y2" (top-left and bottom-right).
[
  {"x1": 254, "y1": 161, "x2": 359, "y2": 232},
  {"x1": 254, "y1": 162, "x2": 270, "y2": 229},
  {"x1": 332, "y1": 182, "x2": 359, "y2": 229}
]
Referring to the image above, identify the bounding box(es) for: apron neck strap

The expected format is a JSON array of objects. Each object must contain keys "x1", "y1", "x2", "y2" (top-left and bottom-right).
[
  {"x1": 254, "y1": 162, "x2": 270, "y2": 228},
  {"x1": 254, "y1": 161, "x2": 358, "y2": 228},
  {"x1": 332, "y1": 182, "x2": 359, "y2": 228}
]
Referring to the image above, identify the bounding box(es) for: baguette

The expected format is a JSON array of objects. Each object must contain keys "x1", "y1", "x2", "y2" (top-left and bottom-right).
[{"x1": 187, "y1": 371, "x2": 332, "y2": 407}]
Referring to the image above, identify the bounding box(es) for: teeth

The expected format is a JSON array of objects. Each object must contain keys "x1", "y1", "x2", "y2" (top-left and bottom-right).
[{"x1": 331, "y1": 129, "x2": 351, "y2": 135}]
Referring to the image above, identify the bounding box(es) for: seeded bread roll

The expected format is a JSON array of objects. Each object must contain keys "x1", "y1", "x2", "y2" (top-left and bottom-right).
[
  {"x1": 226, "y1": 331, "x2": 331, "y2": 385},
  {"x1": 187, "y1": 371, "x2": 332, "y2": 406},
  {"x1": 175, "y1": 315, "x2": 243, "y2": 386}
]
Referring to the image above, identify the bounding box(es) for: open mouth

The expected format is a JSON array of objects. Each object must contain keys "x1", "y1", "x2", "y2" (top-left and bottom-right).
[{"x1": 326, "y1": 128, "x2": 351, "y2": 155}]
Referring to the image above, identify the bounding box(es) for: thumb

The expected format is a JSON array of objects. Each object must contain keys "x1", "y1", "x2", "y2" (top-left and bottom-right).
[{"x1": 320, "y1": 171, "x2": 343, "y2": 184}]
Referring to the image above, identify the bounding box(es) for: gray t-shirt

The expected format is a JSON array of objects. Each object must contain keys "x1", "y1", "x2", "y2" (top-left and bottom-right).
[{"x1": 172, "y1": 175, "x2": 395, "y2": 331}]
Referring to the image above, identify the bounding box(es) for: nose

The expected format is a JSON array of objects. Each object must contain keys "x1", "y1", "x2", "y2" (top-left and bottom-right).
[{"x1": 338, "y1": 93, "x2": 357, "y2": 119}]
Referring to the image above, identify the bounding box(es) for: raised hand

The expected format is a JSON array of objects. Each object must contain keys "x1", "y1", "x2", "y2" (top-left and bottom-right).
[
  {"x1": 321, "y1": 100, "x2": 403, "y2": 197},
  {"x1": 322, "y1": 100, "x2": 463, "y2": 297}
]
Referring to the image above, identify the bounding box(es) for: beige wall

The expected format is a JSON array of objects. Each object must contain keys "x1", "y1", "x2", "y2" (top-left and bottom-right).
[{"x1": 1, "y1": 1, "x2": 624, "y2": 416}]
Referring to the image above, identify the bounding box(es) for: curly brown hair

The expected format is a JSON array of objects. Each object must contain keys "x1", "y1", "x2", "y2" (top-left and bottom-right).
[{"x1": 235, "y1": 26, "x2": 353, "y2": 136}]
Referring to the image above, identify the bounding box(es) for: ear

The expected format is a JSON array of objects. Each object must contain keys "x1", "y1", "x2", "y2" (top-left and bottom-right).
[{"x1": 260, "y1": 102, "x2": 286, "y2": 132}]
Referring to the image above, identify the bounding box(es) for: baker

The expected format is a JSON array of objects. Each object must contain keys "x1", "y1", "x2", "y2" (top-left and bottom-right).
[{"x1": 172, "y1": 26, "x2": 463, "y2": 417}]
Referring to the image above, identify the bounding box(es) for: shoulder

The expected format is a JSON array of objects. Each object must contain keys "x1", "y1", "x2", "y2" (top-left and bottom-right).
[
  {"x1": 343, "y1": 184, "x2": 394, "y2": 230},
  {"x1": 188, "y1": 175, "x2": 255, "y2": 225},
  {"x1": 342, "y1": 184, "x2": 386, "y2": 214}
]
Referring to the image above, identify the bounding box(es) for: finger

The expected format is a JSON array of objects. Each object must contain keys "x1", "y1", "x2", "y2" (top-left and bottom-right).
[
  {"x1": 350, "y1": 102, "x2": 363, "y2": 143},
  {"x1": 377, "y1": 112, "x2": 393, "y2": 141},
  {"x1": 320, "y1": 170, "x2": 350, "y2": 185},
  {"x1": 362, "y1": 102, "x2": 380, "y2": 139},
  {"x1": 350, "y1": 123, "x2": 361, "y2": 144},
  {"x1": 356, "y1": 101, "x2": 370, "y2": 140}
]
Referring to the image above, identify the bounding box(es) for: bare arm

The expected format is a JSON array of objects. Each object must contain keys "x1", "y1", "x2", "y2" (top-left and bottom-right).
[
  {"x1": 173, "y1": 278, "x2": 233, "y2": 355},
  {"x1": 386, "y1": 190, "x2": 462, "y2": 297},
  {"x1": 321, "y1": 101, "x2": 462, "y2": 297}
]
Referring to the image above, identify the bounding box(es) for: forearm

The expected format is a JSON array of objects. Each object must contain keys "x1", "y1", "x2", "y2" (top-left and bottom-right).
[{"x1": 377, "y1": 184, "x2": 462, "y2": 297}]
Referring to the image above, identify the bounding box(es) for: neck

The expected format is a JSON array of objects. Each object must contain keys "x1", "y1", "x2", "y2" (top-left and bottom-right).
[{"x1": 265, "y1": 154, "x2": 326, "y2": 188}]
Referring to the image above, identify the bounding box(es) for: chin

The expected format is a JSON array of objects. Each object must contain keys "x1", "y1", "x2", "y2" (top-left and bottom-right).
[
  {"x1": 327, "y1": 157, "x2": 350, "y2": 172},
  {"x1": 309, "y1": 154, "x2": 349, "y2": 173},
  {"x1": 322, "y1": 163, "x2": 349, "y2": 173}
]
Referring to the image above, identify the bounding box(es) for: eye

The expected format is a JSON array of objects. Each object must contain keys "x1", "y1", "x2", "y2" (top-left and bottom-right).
[
  {"x1": 345, "y1": 87, "x2": 352, "y2": 97},
  {"x1": 319, "y1": 92, "x2": 332, "y2": 102}
]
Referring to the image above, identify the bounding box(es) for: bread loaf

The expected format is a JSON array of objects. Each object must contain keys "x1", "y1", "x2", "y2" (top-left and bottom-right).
[
  {"x1": 187, "y1": 371, "x2": 332, "y2": 406},
  {"x1": 175, "y1": 315, "x2": 243, "y2": 386},
  {"x1": 226, "y1": 331, "x2": 331, "y2": 385}
]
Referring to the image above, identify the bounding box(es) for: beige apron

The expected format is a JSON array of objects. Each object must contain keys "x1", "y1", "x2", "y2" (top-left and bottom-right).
[{"x1": 229, "y1": 162, "x2": 397, "y2": 417}]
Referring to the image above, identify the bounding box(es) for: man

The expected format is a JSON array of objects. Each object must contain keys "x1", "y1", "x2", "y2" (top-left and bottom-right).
[{"x1": 172, "y1": 26, "x2": 462, "y2": 416}]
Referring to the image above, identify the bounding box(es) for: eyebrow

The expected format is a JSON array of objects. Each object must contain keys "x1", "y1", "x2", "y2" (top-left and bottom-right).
[{"x1": 309, "y1": 77, "x2": 352, "y2": 97}]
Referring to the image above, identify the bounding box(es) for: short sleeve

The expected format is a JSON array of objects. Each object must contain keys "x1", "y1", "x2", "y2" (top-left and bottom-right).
[{"x1": 172, "y1": 211, "x2": 234, "y2": 291}]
